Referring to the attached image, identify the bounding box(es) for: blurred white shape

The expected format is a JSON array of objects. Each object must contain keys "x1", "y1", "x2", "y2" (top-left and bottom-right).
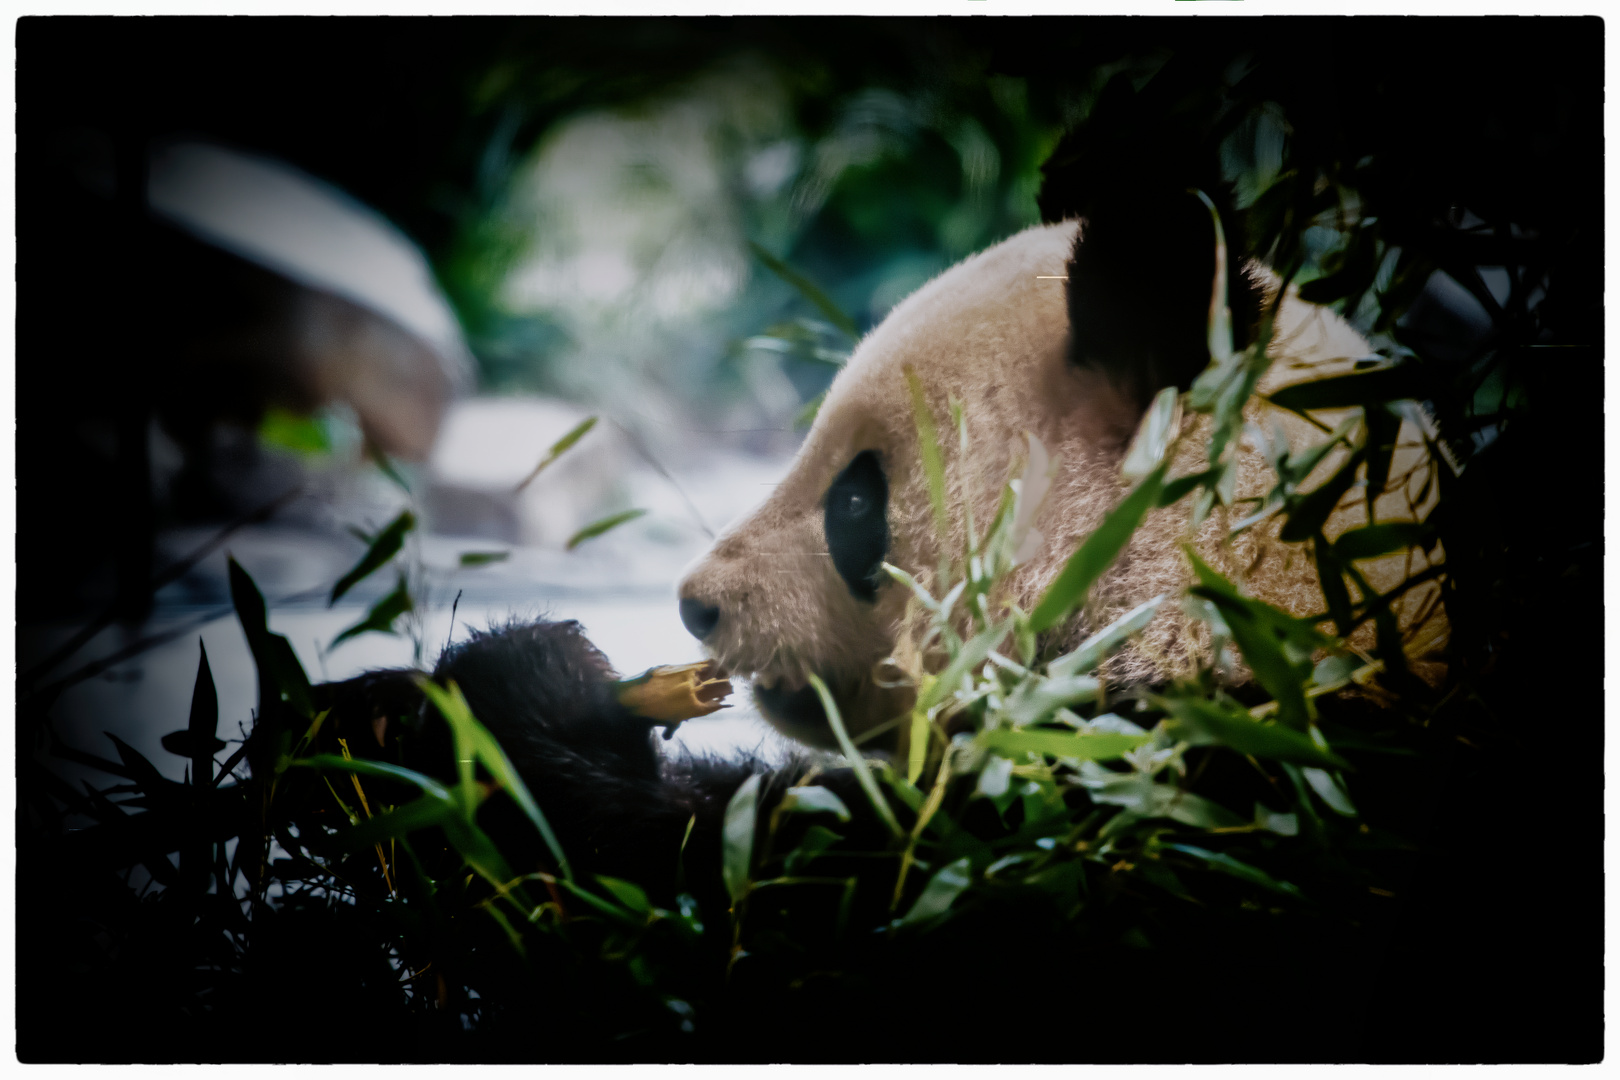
[
  {"x1": 744, "y1": 139, "x2": 801, "y2": 198},
  {"x1": 575, "y1": 248, "x2": 638, "y2": 303},
  {"x1": 147, "y1": 140, "x2": 475, "y2": 394}
]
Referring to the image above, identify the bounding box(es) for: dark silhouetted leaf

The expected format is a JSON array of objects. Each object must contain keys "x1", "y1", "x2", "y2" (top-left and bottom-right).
[
  {"x1": 1279, "y1": 451, "x2": 1364, "y2": 542},
  {"x1": 785, "y1": 824, "x2": 843, "y2": 875},
  {"x1": 1267, "y1": 363, "x2": 1425, "y2": 413},
  {"x1": 1157, "y1": 469, "x2": 1214, "y2": 508},
  {"x1": 596, "y1": 875, "x2": 653, "y2": 915},
  {"x1": 105, "y1": 733, "x2": 172, "y2": 798},
  {"x1": 1164, "y1": 843, "x2": 1305, "y2": 899},
  {"x1": 228, "y1": 556, "x2": 314, "y2": 719},
  {"x1": 1186, "y1": 551, "x2": 1330, "y2": 730},
  {"x1": 160, "y1": 729, "x2": 227, "y2": 760},
  {"x1": 1362, "y1": 403, "x2": 1402, "y2": 512},
  {"x1": 185, "y1": 639, "x2": 219, "y2": 785},
  {"x1": 1156, "y1": 695, "x2": 1349, "y2": 770},
  {"x1": 1333, "y1": 522, "x2": 1428, "y2": 561}
]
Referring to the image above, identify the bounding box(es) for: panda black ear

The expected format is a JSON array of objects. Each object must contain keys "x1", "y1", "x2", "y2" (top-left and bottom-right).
[{"x1": 1038, "y1": 70, "x2": 1262, "y2": 417}]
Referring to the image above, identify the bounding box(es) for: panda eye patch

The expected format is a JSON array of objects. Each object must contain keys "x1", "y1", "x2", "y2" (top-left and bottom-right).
[{"x1": 824, "y1": 450, "x2": 889, "y2": 602}]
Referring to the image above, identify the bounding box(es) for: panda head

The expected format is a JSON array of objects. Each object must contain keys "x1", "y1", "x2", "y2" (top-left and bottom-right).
[{"x1": 676, "y1": 169, "x2": 1282, "y2": 748}]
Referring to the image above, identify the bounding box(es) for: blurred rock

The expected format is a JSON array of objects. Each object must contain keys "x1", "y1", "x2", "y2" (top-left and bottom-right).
[{"x1": 148, "y1": 140, "x2": 475, "y2": 460}]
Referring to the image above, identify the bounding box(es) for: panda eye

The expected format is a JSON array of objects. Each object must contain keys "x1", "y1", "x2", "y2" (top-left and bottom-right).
[{"x1": 824, "y1": 451, "x2": 889, "y2": 603}]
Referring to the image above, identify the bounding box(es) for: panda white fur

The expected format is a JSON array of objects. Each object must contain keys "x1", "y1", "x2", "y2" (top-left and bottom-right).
[{"x1": 677, "y1": 217, "x2": 1444, "y2": 749}]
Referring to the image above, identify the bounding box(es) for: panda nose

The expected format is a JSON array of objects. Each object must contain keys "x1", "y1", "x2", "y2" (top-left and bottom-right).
[{"x1": 679, "y1": 597, "x2": 721, "y2": 641}]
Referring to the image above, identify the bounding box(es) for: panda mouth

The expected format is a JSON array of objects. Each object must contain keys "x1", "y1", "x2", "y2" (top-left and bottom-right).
[
  {"x1": 748, "y1": 669, "x2": 914, "y2": 753},
  {"x1": 751, "y1": 676, "x2": 831, "y2": 731}
]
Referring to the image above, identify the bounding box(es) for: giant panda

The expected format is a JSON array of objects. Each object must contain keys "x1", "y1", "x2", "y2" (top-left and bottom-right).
[
  {"x1": 305, "y1": 118, "x2": 1447, "y2": 1060},
  {"x1": 676, "y1": 206, "x2": 1443, "y2": 751}
]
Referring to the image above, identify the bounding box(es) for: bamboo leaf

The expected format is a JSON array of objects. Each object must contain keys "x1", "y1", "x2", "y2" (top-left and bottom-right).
[
  {"x1": 105, "y1": 734, "x2": 173, "y2": 799},
  {"x1": 596, "y1": 875, "x2": 653, "y2": 915},
  {"x1": 556, "y1": 879, "x2": 645, "y2": 928},
  {"x1": 515, "y1": 415, "x2": 598, "y2": 493},
  {"x1": 882, "y1": 561, "x2": 940, "y2": 613},
  {"x1": 778, "y1": 785, "x2": 852, "y2": 823},
  {"x1": 749, "y1": 241, "x2": 859, "y2": 340},
  {"x1": 1000, "y1": 675, "x2": 1104, "y2": 727},
  {"x1": 916, "y1": 622, "x2": 1010, "y2": 713},
  {"x1": 1048, "y1": 595, "x2": 1166, "y2": 678},
  {"x1": 979, "y1": 728, "x2": 1149, "y2": 762},
  {"x1": 330, "y1": 575, "x2": 413, "y2": 649},
  {"x1": 1277, "y1": 415, "x2": 1359, "y2": 489},
  {"x1": 1122, "y1": 386, "x2": 1182, "y2": 481},
  {"x1": 565, "y1": 508, "x2": 647, "y2": 551},
  {"x1": 1266, "y1": 363, "x2": 1426, "y2": 413},
  {"x1": 977, "y1": 754, "x2": 1013, "y2": 798},
  {"x1": 898, "y1": 856, "x2": 973, "y2": 927},
  {"x1": 330, "y1": 510, "x2": 415, "y2": 604},
  {"x1": 418, "y1": 677, "x2": 573, "y2": 880},
  {"x1": 903, "y1": 366, "x2": 950, "y2": 546},
  {"x1": 1362, "y1": 404, "x2": 1403, "y2": 513},
  {"x1": 1279, "y1": 451, "x2": 1364, "y2": 543},
  {"x1": 365, "y1": 439, "x2": 412, "y2": 493},
  {"x1": 784, "y1": 824, "x2": 843, "y2": 875},
  {"x1": 1333, "y1": 523, "x2": 1427, "y2": 561},
  {"x1": 810, "y1": 674, "x2": 904, "y2": 840},
  {"x1": 1030, "y1": 464, "x2": 1167, "y2": 633},
  {"x1": 1074, "y1": 768, "x2": 1245, "y2": 829},
  {"x1": 906, "y1": 708, "x2": 930, "y2": 785},
  {"x1": 1311, "y1": 544, "x2": 1358, "y2": 637},
  {"x1": 185, "y1": 639, "x2": 219, "y2": 787},
  {"x1": 722, "y1": 773, "x2": 762, "y2": 905},
  {"x1": 1163, "y1": 843, "x2": 1305, "y2": 900},
  {"x1": 294, "y1": 753, "x2": 455, "y2": 803},
  {"x1": 1192, "y1": 189, "x2": 1235, "y2": 363},
  {"x1": 1302, "y1": 767, "x2": 1358, "y2": 816},
  {"x1": 1156, "y1": 470, "x2": 1214, "y2": 508},
  {"x1": 228, "y1": 557, "x2": 313, "y2": 718},
  {"x1": 322, "y1": 791, "x2": 460, "y2": 852},
  {"x1": 1155, "y1": 696, "x2": 1349, "y2": 770},
  {"x1": 1185, "y1": 550, "x2": 1331, "y2": 731}
]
